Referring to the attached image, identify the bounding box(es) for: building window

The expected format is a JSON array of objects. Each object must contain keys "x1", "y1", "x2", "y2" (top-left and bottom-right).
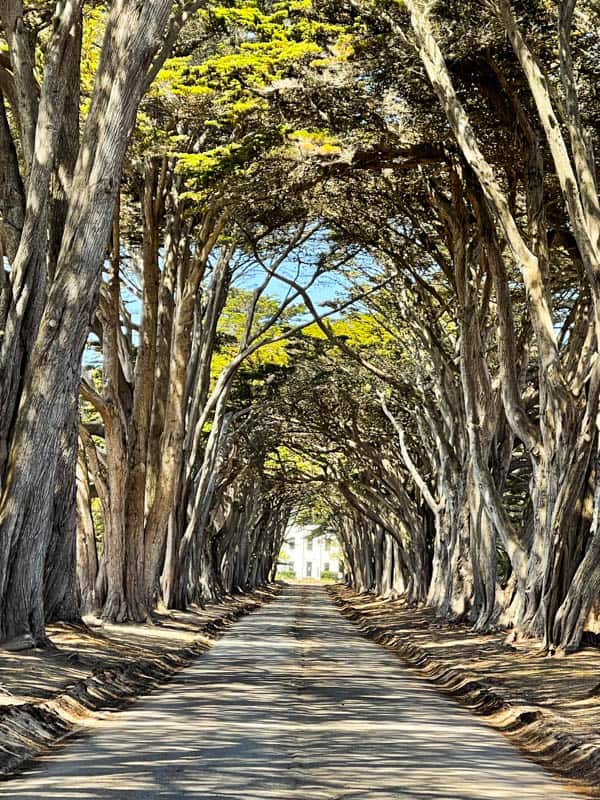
[
  {"x1": 288, "y1": 538, "x2": 295, "y2": 549},
  {"x1": 307, "y1": 539, "x2": 313, "y2": 551},
  {"x1": 306, "y1": 562, "x2": 312, "y2": 576},
  {"x1": 324, "y1": 562, "x2": 330, "y2": 572}
]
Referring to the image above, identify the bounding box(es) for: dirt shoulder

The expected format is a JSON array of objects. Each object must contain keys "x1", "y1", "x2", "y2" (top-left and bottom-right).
[
  {"x1": 0, "y1": 585, "x2": 281, "y2": 776},
  {"x1": 329, "y1": 584, "x2": 600, "y2": 796}
]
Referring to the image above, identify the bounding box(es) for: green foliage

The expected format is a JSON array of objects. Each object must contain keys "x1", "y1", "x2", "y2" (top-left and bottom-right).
[
  {"x1": 286, "y1": 128, "x2": 342, "y2": 157},
  {"x1": 137, "y1": 0, "x2": 349, "y2": 198},
  {"x1": 210, "y1": 285, "x2": 305, "y2": 385},
  {"x1": 81, "y1": 6, "x2": 108, "y2": 99},
  {"x1": 301, "y1": 313, "x2": 394, "y2": 352},
  {"x1": 276, "y1": 568, "x2": 296, "y2": 579},
  {"x1": 91, "y1": 497, "x2": 105, "y2": 556},
  {"x1": 320, "y1": 569, "x2": 336, "y2": 580},
  {"x1": 176, "y1": 133, "x2": 278, "y2": 191}
]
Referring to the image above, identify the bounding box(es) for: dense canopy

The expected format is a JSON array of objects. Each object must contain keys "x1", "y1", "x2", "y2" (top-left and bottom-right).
[{"x1": 0, "y1": 0, "x2": 599, "y2": 655}]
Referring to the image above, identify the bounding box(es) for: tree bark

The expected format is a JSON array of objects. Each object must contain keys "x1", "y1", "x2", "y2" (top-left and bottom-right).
[{"x1": 0, "y1": 0, "x2": 175, "y2": 644}]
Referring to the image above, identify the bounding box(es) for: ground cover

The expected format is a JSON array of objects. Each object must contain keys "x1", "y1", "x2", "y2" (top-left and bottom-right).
[
  {"x1": 330, "y1": 584, "x2": 600, "y2": 795},
  {"x1": 0, "y1": 586, "x2": 280, "y2": 776}
]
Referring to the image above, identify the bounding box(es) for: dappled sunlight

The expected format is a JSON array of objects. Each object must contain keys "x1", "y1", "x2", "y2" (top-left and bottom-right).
[
  {"x1": 0, "y1": 586, "x2": 583, "y2": 799},
  {"x1": 0, "y1": 597, "x2": 265, "y2": 705},
  {"x1": 337, "y1": 589, "x2": 600, "y2": 735}
]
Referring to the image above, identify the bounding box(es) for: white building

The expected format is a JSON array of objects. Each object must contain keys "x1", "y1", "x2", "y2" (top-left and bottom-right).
[{"x1": 280, "y1": 524, "x2": 343, "y2": 579}]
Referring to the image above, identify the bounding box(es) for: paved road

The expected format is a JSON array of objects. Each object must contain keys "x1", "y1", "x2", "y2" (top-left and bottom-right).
[{"x1": 0, "y1": 585, "x2": 583, "y2": 799}]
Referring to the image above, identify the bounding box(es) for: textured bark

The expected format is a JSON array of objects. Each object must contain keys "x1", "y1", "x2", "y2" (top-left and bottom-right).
[
  {"x1": 123, "y1": 162, "x2": 164, "y2": 620},
  {"x1": 0, "y1": 0, "x2": 174, "y2": 644},
  {"x1": 0, "y1": 1, "x2": 83, "y2": 485},
  {"x1": 145, "y1": 215, "x2": 178, "y2": 514},
  {"x1": 405, "y1": 0, "x2": 600, "y2": 649},
  {"x1": 0, "y1": 92, "x2": 25, "y2": 264},
  {"x1": 100, "y1": 230, "x2": 130, "y2": 623},
  {"x1": 176, "y1": 391, "x2": 234, "y2": 600},
  {"x1": 0, "y1": 0, "x2": 39, "y2": 174},
  {"x1": 143, "y1": 214, "x2": 225, "y2": 606},
  {"x1": 44, "y1": 401, "x2": 80, "y2": 624}
]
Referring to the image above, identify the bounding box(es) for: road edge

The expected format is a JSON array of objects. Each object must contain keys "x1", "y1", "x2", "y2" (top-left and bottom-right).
[
  {"x1": 327, "y1": 584, "x2": 600, "y2": 798},
  {"x1": 0, "y1": 584, "x2": 282, "y2": 780}
]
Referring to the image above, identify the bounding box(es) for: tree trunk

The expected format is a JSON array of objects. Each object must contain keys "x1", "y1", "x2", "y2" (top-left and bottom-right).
[
  {"x1": 0, "y1": 0, "x2": 175, "y2": 644},
  {"x1": 44, "y1": 401, "x2": 80, "y2": 624}
]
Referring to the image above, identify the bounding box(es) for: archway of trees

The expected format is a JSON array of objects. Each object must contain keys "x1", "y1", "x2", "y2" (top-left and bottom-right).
[{"x1": 0, "y1": 0, "x2": 599, "y2": 655}]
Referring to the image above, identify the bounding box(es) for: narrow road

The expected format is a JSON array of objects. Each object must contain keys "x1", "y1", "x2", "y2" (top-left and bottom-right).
[{"x1": 1, "y1": 585, "x2": 583, "y2": 799}]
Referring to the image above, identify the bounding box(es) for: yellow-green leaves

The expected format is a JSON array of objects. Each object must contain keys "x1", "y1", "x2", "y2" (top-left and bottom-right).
[
  {"x1": 124, "y1": 0, "x2": 351, "y2": 208},
  {"x1": 286, "y1": 129, "x2": 342, "y2": 158},
  {"x1": 81, "y1": 6, "x2": 108, "y2": 98},
  {"x1": 301, "y1": 313, "x2": 394, "y2": 352}
]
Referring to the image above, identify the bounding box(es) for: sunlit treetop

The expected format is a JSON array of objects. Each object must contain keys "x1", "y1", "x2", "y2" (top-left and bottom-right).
[
  {"x1": 300, "y1": 312, "x2": 394, "y2": 353},
  {"x1": 141, "y1": 0, "x2": 351, "y2": 197}
]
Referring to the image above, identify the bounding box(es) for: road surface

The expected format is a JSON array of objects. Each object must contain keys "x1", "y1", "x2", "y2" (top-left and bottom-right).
[{"x1": 0, "y1": 585, "x2": 583, "y2": 799}]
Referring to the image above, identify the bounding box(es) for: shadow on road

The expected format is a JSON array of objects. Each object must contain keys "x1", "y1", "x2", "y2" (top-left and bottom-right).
[{"x1": 0, "y1": 586, "x2": 583, "y2": 799}]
